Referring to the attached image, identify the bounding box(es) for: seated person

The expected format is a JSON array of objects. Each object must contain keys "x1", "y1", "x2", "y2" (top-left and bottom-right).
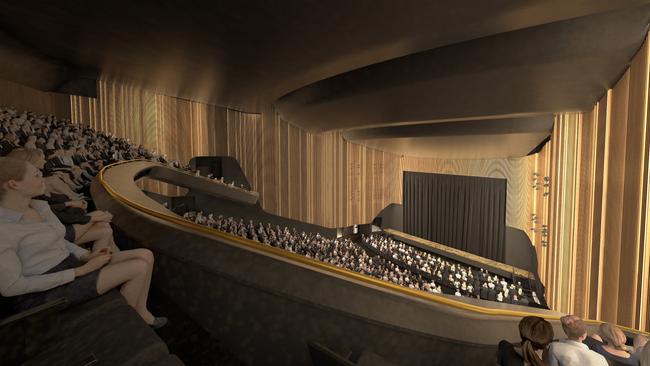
[
  {"x1": 587, "y1": 323, "x2": 640, "y2": 365},
  {"x1": 0, "y1": 157, "x2": 166, "y2": 328},
  {"x1": 7, "y1": 148, "x2": 118, "y2": 253},
  {"x1": 548, "y1": 315, "x2": 607, "y2": 366},
  {"x1": 498, "y1": 316, "x2": 554, "y2": 366}
]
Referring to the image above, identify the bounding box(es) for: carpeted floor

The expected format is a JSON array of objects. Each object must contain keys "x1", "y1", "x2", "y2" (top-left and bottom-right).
[{"x1": 148, "y1": 287, "x2": 246, "y2": 366}]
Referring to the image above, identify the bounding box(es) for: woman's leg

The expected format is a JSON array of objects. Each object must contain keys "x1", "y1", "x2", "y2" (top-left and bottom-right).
[
  {"x1": 75, "y1": 222, "x2": 120, "y2": 253},
  {"x1": 110, "y1": 248, "x2": 154, "y2": 265},
  {"x1": 110, "y1": 249, "x2": 154, "y2": 313},
  {"x1": 72, "y1": 222, "x2": 93, "y2": 241},
  {"x1": 96, "y1": 259, "x2": 155, "y2": 324}
]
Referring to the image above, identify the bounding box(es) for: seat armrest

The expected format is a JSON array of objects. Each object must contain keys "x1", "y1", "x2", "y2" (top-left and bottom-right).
[{"x1": 0, "y1": 297, "x2": 67, "y2": 328}]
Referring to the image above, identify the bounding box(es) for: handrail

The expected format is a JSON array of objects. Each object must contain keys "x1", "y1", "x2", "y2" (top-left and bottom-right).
[{"x1": 97, "y1": 160, "x2": 649, "y2": 336}]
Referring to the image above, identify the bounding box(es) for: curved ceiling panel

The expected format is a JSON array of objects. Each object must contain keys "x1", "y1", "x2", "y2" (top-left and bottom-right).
[
  {"x1": 0, "y1": 1, "x2": 646, "y2": 113},
  {"x1": 277, "y1": 5, "x2": 650, "y2": 132}
]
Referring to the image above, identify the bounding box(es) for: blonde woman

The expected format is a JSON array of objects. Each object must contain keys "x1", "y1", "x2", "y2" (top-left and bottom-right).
[
  {"x1": 7, "y1": 148, "x2": 118, "y2": 253},
  {"x1": 0, "y1": 157, "x2": 166, "y2": 328},
  {"x1": 590, "y1": 323, "x2": 639, "y2": 365}
]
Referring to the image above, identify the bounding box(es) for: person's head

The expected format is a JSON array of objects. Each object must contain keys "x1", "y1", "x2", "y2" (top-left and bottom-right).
[
  {"x1": 7, "y1": 148, "x2": 46, "y2": 170},
  {"x1": 599, "y1": 323, "x2": 628, "y2": 351},
  {"x1": 635, "y1": 334, "x2": 649, "y2": 350},
  {"x1": 0, "y1": 158, "x2": 45, "y2": 202},
  {"x1": 560, "y1": 315, "x2": 587, "y2": 341},
  {"x1": 519, "y1": 316, "x2": 554, "y2": 366}
]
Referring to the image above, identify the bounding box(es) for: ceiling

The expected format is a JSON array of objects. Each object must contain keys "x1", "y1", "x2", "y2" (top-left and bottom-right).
[{"x1": 0, "y1": 1, "x2": 648, "y2": 158}]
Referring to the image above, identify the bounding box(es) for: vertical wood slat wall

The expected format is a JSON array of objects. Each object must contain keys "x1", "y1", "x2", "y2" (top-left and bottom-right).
[
  {"x1": 70, "y1": 79, "x2": 532, "y2": 231},
  {"x1": 534, "y1": 35, "x2": 650, "y2": 330},
  {"x1": 0, "y1": 78, "x2": 71, "y2": 119}
]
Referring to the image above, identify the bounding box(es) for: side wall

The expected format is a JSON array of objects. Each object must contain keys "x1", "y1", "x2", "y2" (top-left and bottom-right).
[
  {"x1": 68, "y1": 79, "x2": 531, "y2": 231},
  {"x1": 0, "y1": 78, "x2": 71, "y2": 119},
  {"x1": 532, "y1": 34, "x2": 650, "y2": 330}
]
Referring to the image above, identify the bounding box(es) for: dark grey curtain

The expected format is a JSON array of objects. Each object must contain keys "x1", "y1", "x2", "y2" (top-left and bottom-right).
[{"x1": 403, "y1": 171, "x2": 506, "y2": 262}]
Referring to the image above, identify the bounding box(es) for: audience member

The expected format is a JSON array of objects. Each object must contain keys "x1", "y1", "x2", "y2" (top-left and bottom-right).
[
  {"x1": 588, "y1": 323, "x2": 640, "y2": 365},
  {"x1": 498, "y1": 316, "x2": 554, "y2": 366},
  {"x1": 6, "y1": 148, "x2": 119, "y2": 252},
  {"x1": 0, "y1": 157, "x2": 167, "y2": 328},
  {"x1": 547, "y1": 315, "x2": 607, "y2": 366}
]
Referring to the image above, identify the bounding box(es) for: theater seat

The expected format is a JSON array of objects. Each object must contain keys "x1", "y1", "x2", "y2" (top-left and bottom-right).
[
  {"x1": 23, "y1": 291, "x2": 169, "y2": 366},
  {"x1": 149, "y1": 354, "x2": 185, "y2": 366},
  {"x1": 0, "y1": 297, "x2": 67, "y2": 365},
  {"x1": 1, "y1": 290, "x2": 182, "y2": 366},
  {"x1": 308, "y1": 342, "x2": 355, "y2": 366},
  {"x1": 356, "y1": 350, "x2": 399, "y2": 366}
]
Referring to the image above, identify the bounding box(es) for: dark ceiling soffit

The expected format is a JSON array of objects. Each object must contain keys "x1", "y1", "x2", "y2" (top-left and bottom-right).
[
  {"x1": 0, "y1": 28, "x2": 99, "y2": 97},
  {"x1": 343, "y1": 115, "x2": 555, "y2": 140},
  {"x1": 527, "y1": 135, "x2": 551, "y2": 156}
]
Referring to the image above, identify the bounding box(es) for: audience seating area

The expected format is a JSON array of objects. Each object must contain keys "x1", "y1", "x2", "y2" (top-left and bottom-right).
[
  {"x1": 182, "y1": 210, "x2": 539, "y2": 306},
  {"x1": 0, "y1": 106, "x2": 186, "y2": 365},
  {"x1": 4, "y1": 105, "x2": 650, "y2": 365}
]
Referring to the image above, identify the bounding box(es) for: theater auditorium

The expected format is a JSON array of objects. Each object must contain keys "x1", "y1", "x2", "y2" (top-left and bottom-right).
[{"x1": 0, "y1": 2, "x2": 650, "y2": 366}]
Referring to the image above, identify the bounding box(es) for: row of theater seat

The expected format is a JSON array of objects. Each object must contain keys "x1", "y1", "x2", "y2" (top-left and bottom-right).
[{"x1": 182, "y1": 210, "x2": 540, "y2": 307}]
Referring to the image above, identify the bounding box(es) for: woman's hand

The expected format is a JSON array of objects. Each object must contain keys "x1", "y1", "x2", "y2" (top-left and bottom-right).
[
  {"x1": 65, "y1": 200, "x2": 88, "y2": 210},
  {"x1": 74, "y1": 253, "x2": 111, "y2": 277},
  {"x1": 87, "y1": 210, "x2": 113, "y2": 222},
  {"x1": 80, "y1": 247, "x2": 111, "y2": 262}
]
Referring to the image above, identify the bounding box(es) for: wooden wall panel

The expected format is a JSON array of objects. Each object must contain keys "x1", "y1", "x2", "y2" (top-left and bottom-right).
[
  {"x1": 600, "y1": 70, "x2": 630, "y2": 323},
  {"x1": 533, "y1": 34, "x2": 650, "y2": 331},
  {"x1": 573, "y1": 110, "x2": 596, "y2": 317},
  {"x1": 588, "y1": 96, "x2": 608, "y2": 320},
  {"x1": 71, "y1": 81, "x2": 532, "y2": 231},
  {"x1": 618, "y1": 39, "x2": 649, "y2": 327},
  {"x1": 0, "y1": 77, "x2": 71, "y2": 118}
]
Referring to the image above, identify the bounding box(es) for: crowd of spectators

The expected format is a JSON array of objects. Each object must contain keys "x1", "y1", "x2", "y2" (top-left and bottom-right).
[
  {"x1": 182, "y1": 211, "x2": 445, "y2": 294},
  {"x1": 182, "y1": 211, "x2": 542, "y2": 306},
  {"x1": 0, "y1": 106, "x2": 167, "y2": 328},
  {"x1": 362, "y1": 234, "x2": 532, "y2": 305}
]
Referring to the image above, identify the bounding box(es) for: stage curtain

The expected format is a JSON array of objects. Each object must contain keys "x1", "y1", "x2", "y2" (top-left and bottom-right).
[{"x1": 403, "y1": 171, "x2": 506, "y2": 262}]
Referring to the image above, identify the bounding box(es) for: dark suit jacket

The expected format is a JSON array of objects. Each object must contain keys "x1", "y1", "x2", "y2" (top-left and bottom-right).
[{"x1": 497, "y1": 340, "x2": 524, "y2": 366}]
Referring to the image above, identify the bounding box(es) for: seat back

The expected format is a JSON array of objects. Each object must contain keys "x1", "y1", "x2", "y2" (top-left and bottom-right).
[{"x1": 308, "y1": 342, "x2": 355, "y2": 366}]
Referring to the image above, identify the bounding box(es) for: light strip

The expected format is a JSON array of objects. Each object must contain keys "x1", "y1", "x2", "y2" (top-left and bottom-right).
[
  {"x1": 597, "y1": 89, "x2": 613, "y2": 320},
  {"x1": 585, "y1": 105, "x2": 599, "y2": 318},
  {"x1": 639, "y1": 36, "x2": 650, "y2": 331},
  {"x1": 570, "y1": 114, "x2": 583, "y2": 315}
]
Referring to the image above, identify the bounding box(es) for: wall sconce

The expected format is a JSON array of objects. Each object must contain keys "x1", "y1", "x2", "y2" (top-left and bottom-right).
[
  {"x1": 531, "y1": 172, "x2": 540, "y2": 190},
  {"x1": 542, "y1": 176, "x2": 551, "y2": 196}
]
